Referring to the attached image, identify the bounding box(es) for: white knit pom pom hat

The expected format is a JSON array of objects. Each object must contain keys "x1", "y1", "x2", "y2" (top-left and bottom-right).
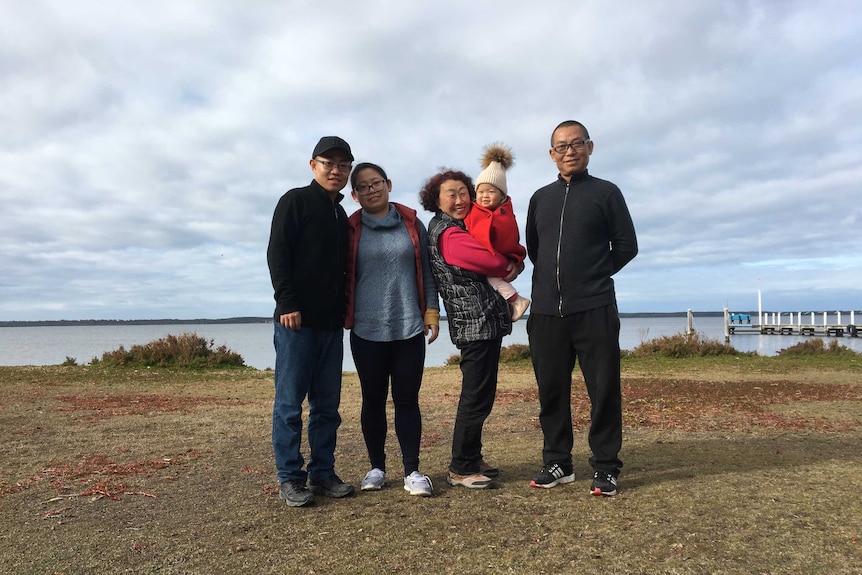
[{"x1": 475, "y1": 143, "x2": 514, "y2": 199}]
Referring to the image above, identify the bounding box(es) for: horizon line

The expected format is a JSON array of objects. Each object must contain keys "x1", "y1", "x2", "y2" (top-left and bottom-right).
[{"x1": 5, "y1": 309, "x2": 862, "y2": 327}]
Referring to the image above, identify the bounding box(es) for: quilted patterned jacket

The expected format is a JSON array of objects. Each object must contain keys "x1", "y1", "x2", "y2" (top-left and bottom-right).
[{"x1": 427, "y1": 213, "x2": 511, "y2": 347}]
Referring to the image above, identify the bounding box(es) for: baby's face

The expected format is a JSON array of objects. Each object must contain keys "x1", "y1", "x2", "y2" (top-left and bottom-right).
[{"x1": 476, "y1": 183, "x2": 504, "y2": 209}]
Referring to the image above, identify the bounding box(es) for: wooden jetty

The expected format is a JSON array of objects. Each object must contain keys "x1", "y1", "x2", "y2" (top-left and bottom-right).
[{"x1": 721, "y1": 308, "x2": 860, "y2": 341}]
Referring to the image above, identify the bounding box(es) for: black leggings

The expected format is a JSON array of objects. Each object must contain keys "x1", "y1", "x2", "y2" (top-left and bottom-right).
[
  {"x1": 449, "y1": 338, "x2": 502, "y2": 475},
  {"x1": 350, "y1": 332, "x2": 426, "y2": 475}
]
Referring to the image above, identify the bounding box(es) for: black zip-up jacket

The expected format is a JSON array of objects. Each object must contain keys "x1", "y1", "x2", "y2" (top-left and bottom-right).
[
  {"x1": 267, "y1": 179, "x2": 349, "y2": 330},
  {"x1": 526, "y1": 170, "x2": 638, "y2": 316}
]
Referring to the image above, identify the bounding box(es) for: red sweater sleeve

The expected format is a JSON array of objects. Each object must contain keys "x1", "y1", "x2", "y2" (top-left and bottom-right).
[{"x1": 440, "y1": 226, "x2": 510, "y2": 276}]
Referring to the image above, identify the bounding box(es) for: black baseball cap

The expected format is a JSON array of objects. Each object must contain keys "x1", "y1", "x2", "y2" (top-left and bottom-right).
[{"x1": 312, "y1": 136, "x2": 354, "y2": 161}]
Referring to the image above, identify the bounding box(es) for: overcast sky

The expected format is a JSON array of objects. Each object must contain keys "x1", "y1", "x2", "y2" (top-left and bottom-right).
[{"x1": 1, "y1": 0, "x2": 860, "y2": 321}]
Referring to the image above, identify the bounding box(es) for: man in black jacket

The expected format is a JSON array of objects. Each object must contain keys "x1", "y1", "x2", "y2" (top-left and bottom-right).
[
  {"x1": 526, "y1": 121, "x2": 638, "y2": 496},
  {"x1": 267, "y1": 136, "x2": 355, "y2": 507}
]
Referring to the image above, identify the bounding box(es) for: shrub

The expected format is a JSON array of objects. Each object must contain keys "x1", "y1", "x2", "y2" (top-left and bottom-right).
[
  {"x1": 628, "y1": 330, "x2": 744, "y2": 358},
  {"x1": 499, "y1": 343, "x2": 531, "y2": 363},
  {"x1": 444, "y1": 343, "x2": 531, "y2": 366},
  {"x1": 93, "y1": 332, "x2": 245, "y2": 368},
  {"x1": 777, "y1": 338, "x2": 859, "y2": 356},
  {"x1": 61, "y1": 356, "x2": 78, "y2": 366}
]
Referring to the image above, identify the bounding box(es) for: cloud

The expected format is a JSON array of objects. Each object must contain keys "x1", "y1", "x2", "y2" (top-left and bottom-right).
[{"x1": 1, "y1": 0, "x2": 860, "y2": 320}]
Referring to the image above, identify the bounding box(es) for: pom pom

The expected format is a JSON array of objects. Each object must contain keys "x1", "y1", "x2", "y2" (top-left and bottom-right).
[{"x1": 480, "y1": 143, "x2": 514, "y2": 170}]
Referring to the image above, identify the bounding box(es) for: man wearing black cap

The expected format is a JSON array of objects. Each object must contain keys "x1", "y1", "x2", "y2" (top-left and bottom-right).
[{"x1": 267, "y1": 136, "x2": 355, "y2": 507}]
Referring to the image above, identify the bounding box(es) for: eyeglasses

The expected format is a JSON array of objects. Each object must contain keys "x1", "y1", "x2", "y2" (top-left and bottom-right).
[
  {"x1": 551, "y1": 138, "x2": 591, "y2": 154},
  {"x1": 354, "y1": 179, "x2": 387, "y2": 195},
  {"x1": 314, "y1": 158, "x2": 353, "y2": 172}
]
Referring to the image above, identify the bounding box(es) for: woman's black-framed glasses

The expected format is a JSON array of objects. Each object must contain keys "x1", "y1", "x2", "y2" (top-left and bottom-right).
[{"x1": 354, "y1": 179, "x2": 387, "y2": 195}]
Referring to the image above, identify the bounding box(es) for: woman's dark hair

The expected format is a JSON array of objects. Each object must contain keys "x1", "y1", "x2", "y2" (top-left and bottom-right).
[
  {"x1": 418, "y1": 169, "x2": 475, "y2": 212},
  {"x1": 350, "y1": 162, "x2": 388, "y2": 190}
]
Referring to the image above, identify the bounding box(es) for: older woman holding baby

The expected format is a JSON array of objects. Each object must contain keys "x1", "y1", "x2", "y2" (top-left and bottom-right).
[{"x1": 419, "y1": 163, "x2": 524, "y2": 489}]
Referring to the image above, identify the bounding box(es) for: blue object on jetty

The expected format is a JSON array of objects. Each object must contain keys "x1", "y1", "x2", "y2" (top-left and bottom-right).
[{"x1": 729, "y1": 313, "x2": 751, "y2": 324}]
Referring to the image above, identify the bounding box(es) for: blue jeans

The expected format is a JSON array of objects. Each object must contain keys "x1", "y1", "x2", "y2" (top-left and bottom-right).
[{"x1": 272, "y1": 321, "x2": 344, "y2": 484}]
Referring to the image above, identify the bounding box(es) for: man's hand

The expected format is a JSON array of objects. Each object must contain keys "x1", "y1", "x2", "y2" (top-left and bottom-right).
[{"x1": 279, "y1": 311, "x2": 302, "y2": 331}]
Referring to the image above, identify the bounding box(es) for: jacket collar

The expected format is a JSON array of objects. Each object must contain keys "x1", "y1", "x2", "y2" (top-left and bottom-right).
[
  {"x1": 437, "y1": 211, "x2": 466, "y2": 228},
  {"x1": 558, "y1": 169, "x2": 589, "y2": 185},
  {"x1": 309, "y1": 179, "x2": 345, "y2": 204}
]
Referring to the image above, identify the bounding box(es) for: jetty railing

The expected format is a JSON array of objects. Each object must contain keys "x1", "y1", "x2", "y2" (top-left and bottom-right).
[{"x1": 722, "y1": 308, "x2": 860, "y2": 341}]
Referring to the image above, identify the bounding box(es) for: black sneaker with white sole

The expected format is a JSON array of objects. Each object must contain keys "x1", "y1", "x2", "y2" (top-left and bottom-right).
[
  {"x1": 530, "y1": 463, "x2": 575, "y2": 488},
  {"x1": 590, "y1": 470, "x2": 618, "y2": 496}
]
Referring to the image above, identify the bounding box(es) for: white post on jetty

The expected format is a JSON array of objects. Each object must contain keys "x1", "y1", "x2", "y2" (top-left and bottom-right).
[
  {"x1": 723, "y1": 307, "x2": 730, "y2": 342},
  {"x1": 758, "y1": 289, "x2": 762, "y2": 327},
  {"x1": 686, "y1": 309, "x2": 693, "y2": 336}
]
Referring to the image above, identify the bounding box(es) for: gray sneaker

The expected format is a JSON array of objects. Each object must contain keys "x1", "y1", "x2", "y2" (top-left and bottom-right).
[
  {"x1": 308, "y1": 474, "x2": 355, "y2": 498},
  {"x1": 279, "y1": 480, "x2": 315, "y2": 507},
  {"x1": 361, "y1": 468, "x2": 386, "y2": 491},
  {"x1": 403, "y1": 471, "x2": 433, "y2": 497}
]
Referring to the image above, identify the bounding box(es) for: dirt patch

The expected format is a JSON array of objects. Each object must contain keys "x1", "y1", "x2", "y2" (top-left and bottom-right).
[
  {"x1": 2, "y1": 450, "x2": 199, "y2": 500},
  {"x1": 54, "y1": 393, "x2": 253, "y2": 421}
]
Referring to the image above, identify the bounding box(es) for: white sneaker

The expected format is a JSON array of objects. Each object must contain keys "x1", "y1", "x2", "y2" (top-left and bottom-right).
[
  {"x1": 360, "y1": 468, "x2": 386, "y2": 491},
  {"x1": 403, "y1": 471, "x2": 433, "y2": 497},
  {"x1": 510, "y1": 295, "x2": 531, "y2": 322}
]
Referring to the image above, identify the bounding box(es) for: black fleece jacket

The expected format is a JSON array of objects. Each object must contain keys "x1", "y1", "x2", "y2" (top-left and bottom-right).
[
  {"x1": 525, "y1": 170, "x2": 638, "y2": 316},
  {"x1": 267, "y1": 179, "x2": 349, "y2": 330}
]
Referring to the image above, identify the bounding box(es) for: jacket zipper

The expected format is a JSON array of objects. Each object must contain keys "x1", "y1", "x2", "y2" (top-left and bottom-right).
[
  {"x1": 555, "y1": 182, "x2": 570, "y2": 316},
  {"x1": 332, "y1": 199, "x2": 342, "y2": 325}
]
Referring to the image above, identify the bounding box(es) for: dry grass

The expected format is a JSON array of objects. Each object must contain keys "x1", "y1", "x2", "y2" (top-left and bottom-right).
[{"x1": 1, "y1": 355, "x2": 861, "y2": 575}]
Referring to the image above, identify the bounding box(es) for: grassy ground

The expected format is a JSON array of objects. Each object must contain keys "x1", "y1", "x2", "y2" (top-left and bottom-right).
[{"x1": 1, "y1": 355, "x2": 861, "y2": 574}]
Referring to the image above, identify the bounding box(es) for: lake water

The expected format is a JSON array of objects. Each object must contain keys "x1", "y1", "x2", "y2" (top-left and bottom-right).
[{"x1": 1, "y1": 315, "x2": 860, "y2": 371}]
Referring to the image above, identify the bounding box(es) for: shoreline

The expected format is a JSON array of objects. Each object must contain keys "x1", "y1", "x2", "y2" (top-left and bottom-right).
[{"x1": 0, "y1": 311, "x2": 731, "y2": 327}]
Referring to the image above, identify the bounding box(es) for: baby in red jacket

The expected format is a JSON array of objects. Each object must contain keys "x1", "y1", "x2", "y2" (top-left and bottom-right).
[{"x1": 464, "y1": 143, "x2": 531, "y2": 321}]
